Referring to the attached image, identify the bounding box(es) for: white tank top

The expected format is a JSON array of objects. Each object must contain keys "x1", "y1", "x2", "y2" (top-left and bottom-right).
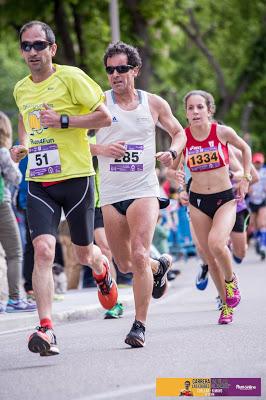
[{"x1": 96, "y1": 89, "x2": 160, "y2": 206}]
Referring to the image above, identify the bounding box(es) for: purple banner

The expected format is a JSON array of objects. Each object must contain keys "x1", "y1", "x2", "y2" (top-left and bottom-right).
[{"x1": 211, "y1": 378, "x2": 261, "y2": 396}]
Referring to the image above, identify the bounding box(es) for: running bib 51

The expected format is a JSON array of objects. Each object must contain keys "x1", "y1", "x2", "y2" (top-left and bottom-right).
[
  {"x1": 28, "y1": 144, "x2": 61, "y2": 177},
  {"x1": 110, "y1": 144, "x2": 144, "y2": 172}
]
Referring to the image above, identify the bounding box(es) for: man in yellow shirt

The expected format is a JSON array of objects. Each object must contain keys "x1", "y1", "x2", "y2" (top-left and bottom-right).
[{"x1": 11, "y1": 20, "x2": 117, "y2": 357}]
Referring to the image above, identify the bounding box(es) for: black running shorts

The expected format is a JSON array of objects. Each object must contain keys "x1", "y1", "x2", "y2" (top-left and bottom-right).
[
  {"x1": 94, "y1": 207, "x2": 104, "y2": 230},
  {"x1": 27, "y1": 177, "x2": 95, "y2": 246},
  {"x1": 189, "y1": 188, "x2": 235, "y2": 219},
  {"x1": 249, "y1": 200, "x2": 266, "y2": 213},
  {"x1": 232, "y1": 208, "x2": 250, "y2": 233},
  {"x1": 111, "y1": 197, "x2": 170, "y2": 216}
]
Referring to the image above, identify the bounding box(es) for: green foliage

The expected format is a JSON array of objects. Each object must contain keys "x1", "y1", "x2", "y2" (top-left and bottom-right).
[
  {"x1": 0, "y1": 39, "x2": 28, "y2": 111},
  {"x1": 0, "y1": 0, "x2": 265, "y2": 152}
]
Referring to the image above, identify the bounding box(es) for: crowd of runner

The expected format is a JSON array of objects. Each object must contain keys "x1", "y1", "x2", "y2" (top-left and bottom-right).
[{"x1": 0, "y1": 20, "x2": 265, "y2": 356}]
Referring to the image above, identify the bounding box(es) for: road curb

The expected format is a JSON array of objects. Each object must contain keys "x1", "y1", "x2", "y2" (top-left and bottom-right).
[{"x1": 0, "y1": 292, "x2": 134, "y2": 335}]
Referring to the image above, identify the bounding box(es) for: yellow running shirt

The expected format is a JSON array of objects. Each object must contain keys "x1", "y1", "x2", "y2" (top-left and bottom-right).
[{"x1": 13, "y1": 64, "x2": 104, "y2": 182}]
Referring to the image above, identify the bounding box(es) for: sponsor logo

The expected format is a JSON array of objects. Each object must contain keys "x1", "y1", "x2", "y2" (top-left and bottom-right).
[
  {"x1": 156, "y1": 378, "x2": 261, "y2": 397},
  {"x1": 190, "y1": 145, "x2": 202, "y2": 150}
]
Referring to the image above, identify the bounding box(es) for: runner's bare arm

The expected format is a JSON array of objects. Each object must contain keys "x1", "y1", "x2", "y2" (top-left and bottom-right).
[
  {"x1": 18, "y1": 114, "x2": 27, "y2": 147},
  {"x1": 10, "y1": 114, "x2": 28, "y2": 163},
  {"x1": 40, "y1": 103, "x2": 112, "y2": 129},
  {"x1": 219, "y1": 125, "x2": 252, "y2": 199},
  {"x1": 90, "y1": 141, "x2": 126, "y2": 158},
  {"x1": 228, "y1": 145, "x2": 244, "y2": 178},
  {"x1": 150, "y1": 94, "x2": 186, "y2": 167},
  {"x1": 218, "y1": 125, "x2": 252, "y2": 176},
  {"x1": 229, "y1": 145, "x2": 259, "y2": 184}
]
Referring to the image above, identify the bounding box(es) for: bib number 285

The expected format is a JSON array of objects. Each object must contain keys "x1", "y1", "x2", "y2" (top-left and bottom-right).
[{"x1": 115, "y1": 151, "x2": 139, "y2": 163}]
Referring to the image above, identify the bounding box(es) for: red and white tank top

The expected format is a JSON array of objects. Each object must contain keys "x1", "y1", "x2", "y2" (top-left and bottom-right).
[{"x1": 183, "y1": 123, "x2": 229, "y2": 172}]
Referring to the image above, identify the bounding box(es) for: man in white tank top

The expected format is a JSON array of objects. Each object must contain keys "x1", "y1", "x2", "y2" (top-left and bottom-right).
[{"x1": 93, "y1": 42, "x2": 186, "y2": 348}]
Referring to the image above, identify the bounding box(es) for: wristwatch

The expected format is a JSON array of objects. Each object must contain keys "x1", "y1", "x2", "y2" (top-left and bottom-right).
[
  {"x1": 60, "y1": 114, "x2": 69, "y2": 129},
  {"x1": 242, "y1": 173, "x2": 252, "y2": 182},
  {"x1": 168, "y1": 149, "x2": 177, "y2": 160}
]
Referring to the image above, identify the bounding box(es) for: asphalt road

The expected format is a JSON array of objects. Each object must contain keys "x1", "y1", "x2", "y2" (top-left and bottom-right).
[{"x1": 0, "y1": 248, "x2": 265, "y2": 400}]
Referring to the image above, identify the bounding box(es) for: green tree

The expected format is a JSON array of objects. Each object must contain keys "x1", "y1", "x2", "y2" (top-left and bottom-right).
[{"x1": 0, "y1": 0, "x2": 265, "y2": 152}]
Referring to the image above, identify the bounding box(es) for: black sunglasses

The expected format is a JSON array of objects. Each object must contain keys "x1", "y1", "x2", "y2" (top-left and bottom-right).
[
  {"x1": 105, "y1": 65, "x2": 134, "y2": 75},
  {"x1": 21, "y1": 41, "x2": 52, "y2": 52}
]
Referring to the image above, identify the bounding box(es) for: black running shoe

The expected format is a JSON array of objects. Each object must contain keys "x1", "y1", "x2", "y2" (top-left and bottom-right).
[
  {"x1": 195, "y1": 264, "x2": 209, "y2": 291},
  {"x1": 125, "y1": 320, "x2": 145, "y2": 348},
  {"x1": 260, "y1": 247, "x2": 266, "y2": 261},
  {"x1": 152, "y1": 254, "x2": 172, "y2": 299},
  {"x1": 167, "y1": 269, "x2": 181, "y2": 281},
  {"x1": 255, "y1": 240, "x2": 261, "y2": 255},
  {"x1": 28, "y1": 326, "x2": 60, "y2": 356}
]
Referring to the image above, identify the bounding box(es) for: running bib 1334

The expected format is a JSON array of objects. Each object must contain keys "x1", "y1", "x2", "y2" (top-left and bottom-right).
[{"x1": 188, "y1": 147, "x2": 220, "y2": 172}]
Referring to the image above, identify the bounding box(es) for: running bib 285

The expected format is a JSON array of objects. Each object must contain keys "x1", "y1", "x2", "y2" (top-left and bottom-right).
[{"x1": 110, "y1": 144, "x2": 144, "y2": 172}]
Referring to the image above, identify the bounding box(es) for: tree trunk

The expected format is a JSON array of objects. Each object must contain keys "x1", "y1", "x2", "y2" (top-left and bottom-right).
[
  {"x1": 124, "y1": 0, "x2": 152, "y2": 90},
  {"x1": 241, "y1": 102, "x2": 254, "y2": 133},
  {"x1": 54, "y1": 0, "x2": 76, "y2": 65},
  {"x1": 72, "y1": 5, "x2": 88, "y2": 72}
]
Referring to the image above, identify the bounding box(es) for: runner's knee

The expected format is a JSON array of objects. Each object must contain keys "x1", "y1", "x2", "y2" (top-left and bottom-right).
[
  {"x1": 114, "y1": 258, "x2": 132, "y2": 273},
  {"x1": 131, "y1": 248, "x2": 149, "y2": 273},
  {"x1": 208, "y1": 236, "x2": 226, "y2": 258},
  {"x1": 34, "y1": 240, "x2": 55, "y2": 266}
]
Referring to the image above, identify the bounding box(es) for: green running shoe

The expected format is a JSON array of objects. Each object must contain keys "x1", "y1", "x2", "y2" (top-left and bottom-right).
[{"x1": 104, "y1": 302, "x2": 124, "y2": 319}]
